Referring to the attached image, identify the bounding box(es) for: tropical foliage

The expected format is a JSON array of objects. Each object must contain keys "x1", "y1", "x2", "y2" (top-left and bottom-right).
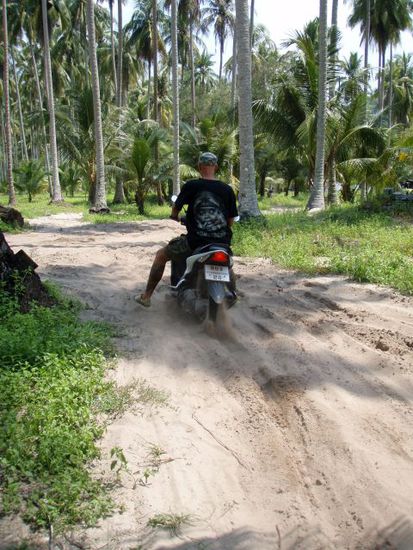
[{"x1": 1, "y1": 0, "x2": 413, "y2": 214}]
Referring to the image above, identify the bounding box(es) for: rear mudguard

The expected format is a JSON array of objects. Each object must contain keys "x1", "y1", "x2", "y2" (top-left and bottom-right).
[{"x1": 207, "y1": 280, "x2": 227, "y2": 304}]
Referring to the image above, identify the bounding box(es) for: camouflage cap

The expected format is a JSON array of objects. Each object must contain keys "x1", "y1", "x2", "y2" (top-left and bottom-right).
[{"x1": 198, "y1": 152, "x2": 218, "y2": 166}]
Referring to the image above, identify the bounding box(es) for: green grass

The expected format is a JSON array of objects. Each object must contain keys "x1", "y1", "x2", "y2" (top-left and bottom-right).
[
  {"x1": 0, "y1": 275, "x2": 171, "y2": 539},
  {"x1": 83, "y1": 195, "x2": 170, "y2": 224},
  {"x1": 257, "y1": 191, "x2": 308, "y2": 211},
  {"x1": 0, "y1": 190, "x2": 305, "y2": 228},
  {"x1": 0, "y1": 192, "x2": 171, "y2": 227},
  {"x1": 0, "y1": 286, "x2": 118, "y2": 536},
  {"x1": 233, "y1": 204, "x2": 413, "y2": 295},
  {"x1": 0, "y1": 192, "x2": 85, "y2": 220},
  {"x1": 3, "y1": 190, "x2": 412, "y2": 295}
]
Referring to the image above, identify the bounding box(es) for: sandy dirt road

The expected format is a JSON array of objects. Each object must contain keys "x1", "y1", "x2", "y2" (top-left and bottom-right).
[{"x1": 3, "y1": 214, "x2": 413, "y2": 550}]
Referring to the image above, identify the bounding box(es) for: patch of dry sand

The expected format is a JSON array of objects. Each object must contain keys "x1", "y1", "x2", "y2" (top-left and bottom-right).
[{"x1": 2, "y1": 214, "x2": 413, "y2": 550}]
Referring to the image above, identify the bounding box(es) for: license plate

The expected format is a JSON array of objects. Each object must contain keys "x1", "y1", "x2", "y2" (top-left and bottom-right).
[{"x1": 204, "y1": 264, "x2": 230, "y2": 282}]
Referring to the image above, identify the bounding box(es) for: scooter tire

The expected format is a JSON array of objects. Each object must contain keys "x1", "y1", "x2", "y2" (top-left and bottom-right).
[{"x1": 208, "y1": 297, "x2": 219, "y2": 323}]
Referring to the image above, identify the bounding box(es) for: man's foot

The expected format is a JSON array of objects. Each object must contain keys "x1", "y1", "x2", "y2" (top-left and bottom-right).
[{"x1": 134, "y1": 294, "x2": 151, "y2": 307}]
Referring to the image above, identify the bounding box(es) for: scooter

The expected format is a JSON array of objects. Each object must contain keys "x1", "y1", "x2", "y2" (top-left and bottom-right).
[
  {"x1": 170, "y1": 243, "x2": 237, "y2": 324},
  {"x1": 169, "y1": 197, "x2": 237, "y2": 326}
]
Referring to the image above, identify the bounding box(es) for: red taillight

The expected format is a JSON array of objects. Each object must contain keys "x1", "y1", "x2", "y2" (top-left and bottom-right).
[{"x1": 208, "y1": 251, "x2": 228, "y2": 263}]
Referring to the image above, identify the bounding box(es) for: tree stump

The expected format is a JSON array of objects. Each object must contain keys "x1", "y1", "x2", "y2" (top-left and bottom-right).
[
  {"x1": 0, "y1": 205, "x2": 24, "y2": 227},
  {"x1": 0, "y1": 231, "x2": 55, "y2": 312}
]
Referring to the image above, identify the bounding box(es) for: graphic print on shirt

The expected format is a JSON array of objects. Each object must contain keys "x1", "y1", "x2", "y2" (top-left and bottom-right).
[{"x1": 193, "y1": 191, "x2": 227, "y2": 239}]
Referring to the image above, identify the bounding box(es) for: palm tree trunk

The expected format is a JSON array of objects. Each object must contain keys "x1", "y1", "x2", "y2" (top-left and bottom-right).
[
  {"x1": 231, "y1": 25, "x2": 237, "y2": 115},
  {"x1": 116, "y1": 0, "x2": 123, "y2": 108},
  {"x1": 249, "y1": 0, "x2": 255, "y2": 50},
  {"x1": 41, "y1": 0, "x2": 63, "y2": 202},
  {"x1": 377, "y1": 50, "x2": 381, "y2": 109},
  {"x1": 113, "y1": 0, "x2": 126, "y2": 204},
  {"x1": 327, "y1": 158, "x2": 338, "y2": 205},
  {"x1": 87, "y1": 0, "x2": 107, "y2": 210},
  {"x1": 28, "y1": 33, "x2": 51, "y2": 190},
  {"x1": 364, "y1": 0, "x2": 370, "y2": 100},
  {"x1": 109, "y1": 1, "x2": 117, "y2": 98},
  {"x1": 379, "y1": 48, "x2": 386, "y2": 115},
  {"x1": 11, "y1": 50, "x2": 28, "y2": 161},
  {"x1": 307, "y1": 0, "x2": 328, "y2": 211},
  {"x1": 189, "y1": 19, "x2": 196, "y2": 128},
  {"x1": 2, "y1": 0, "x2": 16, "y2": 206},
  {"x1": 361, "y1": 0, "x2": 370, "y2": 202},
  {"x1": 152, "y1": 0, "x2": 163, "y2": 205},
  {"x1": 152, "y1": 0, "x2": 159, "y2": 123},
  {"x1": 329, "y1": 0, "x2": 338, "y2": 99},
  {"x1": 235, "y1": 0, "x2": 260, "y2": 218},
  {"x1": 219, "y1": 37, "x2": 224, "y2": 81},
  {"x1": 229, "y1": 26, "x2": 237, "y2": 181},
  {"x1": 389, "y1": 42, "x2": 394, "y2": 128},
  {"x1": 171, "y1": 0, "x2": 180, "y2": 195}
]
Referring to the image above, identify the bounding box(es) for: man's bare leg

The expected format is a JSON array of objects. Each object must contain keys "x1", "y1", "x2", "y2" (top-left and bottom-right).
[{"x1": 136, "y1": 247, "x2": 170, "y2": 306}]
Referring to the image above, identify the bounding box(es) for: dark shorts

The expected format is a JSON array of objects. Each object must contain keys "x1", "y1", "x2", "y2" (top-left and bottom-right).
[{"x1": 165, "y1": 235, "x2": 192, "y2": 262}]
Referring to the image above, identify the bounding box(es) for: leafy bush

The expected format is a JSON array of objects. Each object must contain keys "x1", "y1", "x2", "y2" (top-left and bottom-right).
[
  {"x1": 0, "y1": 291, "x2": 116, "y2": 535},
  {"x1": 14, "y1": 160, "x2": 48, "y2": 203}
]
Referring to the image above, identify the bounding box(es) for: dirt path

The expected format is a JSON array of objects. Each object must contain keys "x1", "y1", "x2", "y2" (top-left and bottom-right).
[{"x1": 5, "y1": 215, "x2": 413, "y2": 549}]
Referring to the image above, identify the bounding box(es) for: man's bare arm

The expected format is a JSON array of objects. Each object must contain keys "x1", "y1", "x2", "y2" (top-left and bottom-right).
[{"x1": 170, "y1": 205, "x2": 180, "y2": 221}]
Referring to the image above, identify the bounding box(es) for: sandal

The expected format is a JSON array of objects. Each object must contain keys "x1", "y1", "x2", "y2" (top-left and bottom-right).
[{"x1": 134, "y1": 294, "x2": 151, "y2": 308}]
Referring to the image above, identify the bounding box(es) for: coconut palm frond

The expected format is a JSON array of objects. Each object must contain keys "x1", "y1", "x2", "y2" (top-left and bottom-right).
[{"x1": 179, "y1": 163, "x2": 199, "y2": 181}]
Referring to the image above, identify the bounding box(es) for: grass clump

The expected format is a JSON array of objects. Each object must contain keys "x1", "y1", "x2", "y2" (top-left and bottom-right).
[
  {"x1": 0, "y1": 289, "x2": 117, "y2": 536},
  {"x1": 97, "y1": 378, "x2": 169, "y2": 419},
  {"x1": 233, "y1": 204, "x2": 413, "y2": 295},
  {"x1": 147, "y1": 513, "x2": 192, "y2": 536}
]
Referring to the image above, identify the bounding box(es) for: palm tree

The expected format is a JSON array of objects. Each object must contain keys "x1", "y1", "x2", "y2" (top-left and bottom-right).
[
  {"x1": 348, "y1": 0, "x2": 412, "y2": 115},
  {"x1": 14, "y1": 159, "x2": 48, "y2": 202},
  {"x1": 120, "y1": 122, "x2": 169, "y2": 213},
  {"x1": 307, "y1": 0, "x2": 328, "y2": 211},
  {"x1": 235, "y1": 0, "x2": 260, "y2": 218},
  {"x1": 194, "y1": 50, "x2": 217, "y2": 93},
  {"x1": 165, "y1": 0, "x2": 203, "y2": 127},
  {"x1": 97, "y1": 0, "x2": 117, "y2": 96},
  {"x1": 87, "y1": 0, "x2": 107, "y2": 210},
  {"x1": 15, "y1": 0, "x2": 52, "y2": 184},
  {"x1": 339, "y1": 52, "x2": 366, "y2": 102},
  {"x1": 325, "y1": 94, "x2": 386, "y2": 203},
  {"x1": 41, "y1": 0, "x2": 63, "y2": 202},
  {"x1": 126, "y1": 1, "x2": 166, "y2": 118},
  {"x1": 10, "y1": 49, "x2": 28, "y2": 162},
  {"x1": 388, "y1": 53, "x2": 413, "y2": 125},
  {"x1": 255, "y1": 21, "x2": 324, "y2": 198},
  {"x1": 171, "y1": 0, "x2": 180, "y2": 195},
  {"x1": 57, "y1": 87, "x2": 113, "y2": 201},
  {"x1": 151, "y1": 0, "x2": 164, "y2": 205},
  {"x1": 2, "y1": 0, "x2": 16, "y2": 205},
  {"x1": 202, "y1": 0, "x2": 234, "y2": 81}
]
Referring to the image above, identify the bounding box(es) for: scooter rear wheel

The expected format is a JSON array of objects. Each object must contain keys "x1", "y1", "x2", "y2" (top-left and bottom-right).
[{"x1": 208, "y1": 297, "x2": 219, "y2": 323}]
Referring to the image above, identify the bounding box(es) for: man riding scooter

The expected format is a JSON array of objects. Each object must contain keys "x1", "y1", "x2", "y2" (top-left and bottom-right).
[{"x1": 135, "y1": 152, "x2": 238, "y2": 308}]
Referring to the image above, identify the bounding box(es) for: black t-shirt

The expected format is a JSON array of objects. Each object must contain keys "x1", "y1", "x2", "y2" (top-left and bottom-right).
[{"x1": 175, "y1": 178, "x2": 238, "y2": 249}]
